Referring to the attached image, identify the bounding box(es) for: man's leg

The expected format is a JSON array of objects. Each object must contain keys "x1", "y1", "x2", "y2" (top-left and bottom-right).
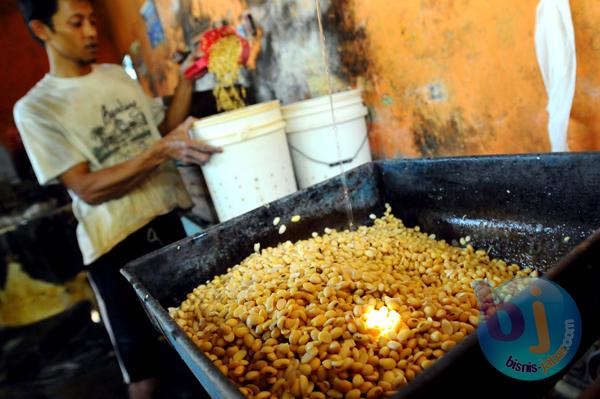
[{"x1": 87, "y1": 212, "x2": 187, "y2": 399}]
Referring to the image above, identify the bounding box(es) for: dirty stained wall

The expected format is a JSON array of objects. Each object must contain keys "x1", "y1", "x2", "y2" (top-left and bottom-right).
[
  {"x1": 570, "y1": 1, "x2": 600, "y2": 151},
  {"x1": 357, "y1": 0, "x2": 549, "y2": 158},
  {"x1": 98, "y1": 0, "x2": 600, "y2": 158}
]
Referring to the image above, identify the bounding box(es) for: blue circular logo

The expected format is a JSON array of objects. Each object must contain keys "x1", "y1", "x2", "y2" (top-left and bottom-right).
[{"x1": 475, "y1": 278, "x2": 581, "y2": 381}]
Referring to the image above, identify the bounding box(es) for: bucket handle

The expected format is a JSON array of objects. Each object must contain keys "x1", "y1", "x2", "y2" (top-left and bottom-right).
[
  {"x1": 230, "y1": 120, "x2": 285, "y2": 143},
  {"x1": 289, "y1": 129, "x2": 370, "y2": 168},
  {"x1": 235, "y1": 127, "x2": 252, "y2": 142}
]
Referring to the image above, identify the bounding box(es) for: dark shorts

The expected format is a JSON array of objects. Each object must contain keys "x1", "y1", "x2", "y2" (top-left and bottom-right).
[{"x1": 87, "y1": 212, "x2": 186, "y2": 383}]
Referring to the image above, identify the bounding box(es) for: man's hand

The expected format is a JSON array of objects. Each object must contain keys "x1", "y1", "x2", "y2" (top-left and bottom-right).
[
  {"x1": 154, "y1": 117, "x2": 223, "y2": 166},
  {"x1": 177, "y1": 47, "x2": 206, "y2": 80},
  {"x1": 247, "y1": 27, "x2": 264, "y2": 70},
  {"x1": 159, "y1": 49, "x2": 204, "y2": 135},
  {"x1": 59, "y1": 117, "x2": 221, "y2": 206}
]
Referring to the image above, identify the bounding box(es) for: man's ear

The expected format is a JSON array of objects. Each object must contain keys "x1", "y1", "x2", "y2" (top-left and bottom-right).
[{"x1": 29, "y1": 20, "x2": 51, "y2": 44}]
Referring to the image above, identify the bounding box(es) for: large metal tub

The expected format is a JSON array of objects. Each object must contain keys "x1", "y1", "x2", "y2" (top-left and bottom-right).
[{"x1": 123, "y1": 153, "x2": 600, "y2": 398}]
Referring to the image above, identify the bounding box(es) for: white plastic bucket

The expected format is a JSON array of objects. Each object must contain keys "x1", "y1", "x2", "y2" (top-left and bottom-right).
[
  {"x1": 191, "y1": 101, "x2": 298, "y2": 222},
  {"x1": 282, "y1": 89, "x2": 372, "y2": 189}
]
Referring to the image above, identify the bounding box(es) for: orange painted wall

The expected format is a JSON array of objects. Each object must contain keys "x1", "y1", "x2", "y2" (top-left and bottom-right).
[
  {"x1": 356, "y1": 0, "x2": 600, "y2": 157},
  {"x1": 97, "y1": 0, "x2": 600, "y2": 158},
  {"x1": 357, "y1": 0, "x2": 548, "y2": 157},
  {"x1": 570, "y1": 0, "x2": 600, "y2": 151}
]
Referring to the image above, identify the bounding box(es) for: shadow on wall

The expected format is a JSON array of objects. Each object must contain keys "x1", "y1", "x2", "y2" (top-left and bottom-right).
[{"x1": 411, "y1": 97, "x2": 495, "y2": 157}]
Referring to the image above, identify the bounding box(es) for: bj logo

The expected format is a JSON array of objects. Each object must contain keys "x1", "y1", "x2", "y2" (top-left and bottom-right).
[{"x1": 474, "y1": 278, "x2": 581, "y2": 380}]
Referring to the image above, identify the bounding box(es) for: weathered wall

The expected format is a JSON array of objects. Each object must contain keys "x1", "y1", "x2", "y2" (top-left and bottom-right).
[
  {"x1": 356, "y1": 0, "x2": 600, "y2": 157},
  {"x1": 570, "y1": 0, "x2": 600, "y2": 151},
  {"x1": 98, "y1": 0, "x2": 600, "y2": 158},
  {"x1": 94, "y1": 0, "x2": 181, "y2": 95},
  {"x1": 357, "y1": 0, "x2": 550, "y2": 157}
]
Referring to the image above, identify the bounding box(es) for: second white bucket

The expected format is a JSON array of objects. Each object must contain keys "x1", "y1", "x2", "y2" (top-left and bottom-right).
[
  {"x1": 282, "y1": 89, "x2": 372, "y2": 189},
  {"x1": 191, "y1": 101, "x2": 298, "y2": 222}
]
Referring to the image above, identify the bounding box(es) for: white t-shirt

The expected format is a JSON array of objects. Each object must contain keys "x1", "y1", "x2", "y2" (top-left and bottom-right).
[{"x1": 14, "y1": 64, "x2": 192, "y2": 265}]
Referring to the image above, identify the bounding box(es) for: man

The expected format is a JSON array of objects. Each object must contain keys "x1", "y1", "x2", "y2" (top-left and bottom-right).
[{"x1": 13, "y1": 1, "x2": 221, "y2": 397}]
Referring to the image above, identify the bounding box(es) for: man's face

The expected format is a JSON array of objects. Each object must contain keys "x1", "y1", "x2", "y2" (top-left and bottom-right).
[{"x1": 45, "y1": 0, "x2": 98, "y2": 64}]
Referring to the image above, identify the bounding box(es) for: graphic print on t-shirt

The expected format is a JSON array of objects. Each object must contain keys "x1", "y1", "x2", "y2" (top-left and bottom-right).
[{"x1": 90, "y1": 100, "x2": 153, "y2": 164}]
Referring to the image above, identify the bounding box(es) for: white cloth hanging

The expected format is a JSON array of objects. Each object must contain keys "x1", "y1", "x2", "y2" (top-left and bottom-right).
[{"x1": 535, "y1": 0, "x2": 576, "y2": 152}]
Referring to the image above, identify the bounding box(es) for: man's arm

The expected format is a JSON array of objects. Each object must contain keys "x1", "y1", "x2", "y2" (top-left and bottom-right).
[
  {"x1": 61, "y1": 118, "x2": 221, "y2": 205},
  {"x1": 158, "y1": 75, "x2": 194, "y2": 135},
  {"x1": 158, "y1": 50, "x2": 206, "y2": 135}
]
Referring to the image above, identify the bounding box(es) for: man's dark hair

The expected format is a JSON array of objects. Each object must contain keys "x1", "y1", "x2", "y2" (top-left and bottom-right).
[{"x1": 17, "y1": 0, "x2": 59, "y2": 46}]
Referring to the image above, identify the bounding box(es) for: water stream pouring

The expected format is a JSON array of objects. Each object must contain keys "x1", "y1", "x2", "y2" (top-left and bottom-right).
[{"x1": 314, "y1": 0, "x2": 355, "y2": 230}]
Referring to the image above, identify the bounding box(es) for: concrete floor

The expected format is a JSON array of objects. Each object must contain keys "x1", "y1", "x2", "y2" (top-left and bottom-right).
[{"x1": 0, "y1": 301, "x2": 209, "y2": 399}]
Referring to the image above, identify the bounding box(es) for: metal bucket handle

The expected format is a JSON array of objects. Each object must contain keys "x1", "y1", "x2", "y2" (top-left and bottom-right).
[{"x1": 288, "y1": 108, "x2": 372, "y2": 168}]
